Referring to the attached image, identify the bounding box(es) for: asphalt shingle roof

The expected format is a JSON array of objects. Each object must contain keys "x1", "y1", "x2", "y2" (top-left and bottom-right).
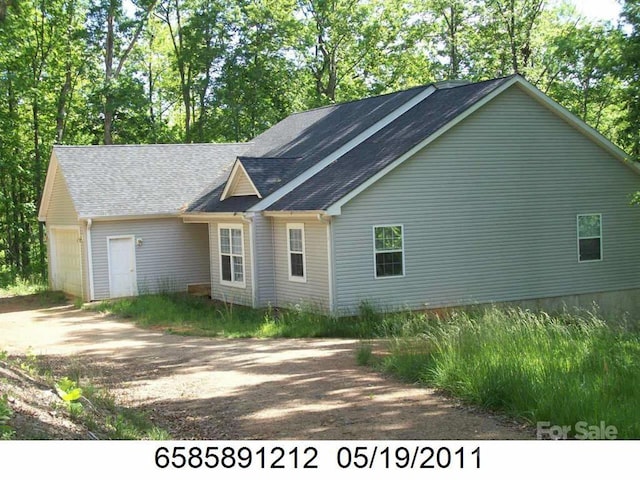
[
  {"x1": 188, "y1": 76, "x2": 514, "y2": 214},
  {"x1": 53, "y1": 143, "x2": 248, "y2": 218},
  {"x1": 269, "y1": 76, "x2": 513, "y2": 211},
  {"x1": 187, "y1": 85, "x2": 430, "y2": 213}
]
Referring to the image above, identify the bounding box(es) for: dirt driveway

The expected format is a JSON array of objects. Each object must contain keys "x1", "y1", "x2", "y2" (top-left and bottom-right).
[{"x1": 0, "y1": 298, "x2": 532, "y2": 440}]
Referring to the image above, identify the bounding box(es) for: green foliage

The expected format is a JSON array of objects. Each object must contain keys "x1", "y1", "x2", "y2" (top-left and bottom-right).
[
  {"x1": 0, "y1": 394, "x2": 15, "y2": 440},
  {"x1": 378, "y1": 306, "x2": 640, "y2": 439},
  {"x1": 56, "y1": 377, "x2": 83, "y2": 403},
  {"x1": 355, "y1": 342, "x2": 374, "y2": 366},
  {"x1": 1, "y1": 0, "x2": 636, "y2": 286},
  {"x1": 91, "y1": 293, "x2": 381, "y2": 339}
]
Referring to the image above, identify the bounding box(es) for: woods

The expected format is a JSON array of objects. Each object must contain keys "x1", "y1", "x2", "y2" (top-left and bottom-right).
[{"x1": 0, "y1": 0, "x2": 638, "y2": 284}]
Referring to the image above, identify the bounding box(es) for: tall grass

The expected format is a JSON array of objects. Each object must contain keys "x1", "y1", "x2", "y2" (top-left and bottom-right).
[
  {"x1": 379, "y1": 307, "x2": 640, "y2": 439},
  {"x1": 90, "y1": 294, "x2": 380, "y2": 338}
]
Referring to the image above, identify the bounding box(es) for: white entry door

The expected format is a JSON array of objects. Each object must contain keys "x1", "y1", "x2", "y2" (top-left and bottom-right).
[{"x1": 108, "y1": 236, "x2": 137, "y2": 298}]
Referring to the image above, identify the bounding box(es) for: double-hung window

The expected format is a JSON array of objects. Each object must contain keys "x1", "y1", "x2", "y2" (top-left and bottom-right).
[
  {"x1": 287, "y1": 223, "x2": 306, "y2": 282},
  {"x1": 577, "y1": 214, "x2": 602, "y2": 262},
  {"x1": 373, "y1": 225, "x2": 404, "y2": 278},
  {"x1": 219, "y1": 225, "x2": 245, "y2": 287}
]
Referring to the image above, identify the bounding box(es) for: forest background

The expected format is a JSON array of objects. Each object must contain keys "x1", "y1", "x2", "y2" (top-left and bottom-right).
[{"x1": 1, "y1": 0, "x2": 639, "y2": 283}]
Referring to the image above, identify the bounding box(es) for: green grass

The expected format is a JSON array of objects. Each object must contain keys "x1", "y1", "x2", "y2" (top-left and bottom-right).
[
  {"x1": 0, "y1": 278, "x2": 48, "y2": 297},
  {"x1": 377, "y1": 307, "x2": 640, "y2": 439},
  {"x1": 1, "y1": 351, "x2": 169, "y2": 440},
  {"x1": 89, "y1": 294, "x2": 640, "y2": 438},
  {"x1": 89, "y1": 294, "x2": 381, "y2": 338}
]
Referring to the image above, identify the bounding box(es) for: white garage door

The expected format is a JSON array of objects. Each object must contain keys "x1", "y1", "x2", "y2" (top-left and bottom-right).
[{"x1": 50, "y1": 227, "x2": 83, "y2": 297}]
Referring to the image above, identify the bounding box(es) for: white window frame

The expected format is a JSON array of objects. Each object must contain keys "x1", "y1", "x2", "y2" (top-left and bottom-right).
[
  {"x1": 373, "y1": 224, "x2": 405, "y2": 279},
  {"x1": 287, "y1": 223, "x2": 307, "y2": 283},
  {"x1": 577, "y1": 214, "x2": 603, "y2": 263},
  {"x1": 218, "y1": 224, "x2": 246, "y2": 288}
]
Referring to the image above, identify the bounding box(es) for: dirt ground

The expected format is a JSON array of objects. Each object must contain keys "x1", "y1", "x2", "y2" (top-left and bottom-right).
[{"x1": 0, "y1": 296, "x2": 533, "y2": 440}]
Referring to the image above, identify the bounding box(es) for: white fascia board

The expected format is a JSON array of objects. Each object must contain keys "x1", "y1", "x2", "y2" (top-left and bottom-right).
[
  {"x1": 80, "y1": 213, "x2": 179, "y2": 222},
  {"x1": 182, "y1": 212, "x2": 248, "y2": 223},
  {"x1": 511, "y1": 77, "x2": 632, "y2": 166},
  {"x1": 248, "y1": 85, "x2": 438, "y2": 212},
  {"x1": 220, "y1": 159, "x2": 262, "y2": 200},
  {"x1": 38, "y1": 153, "x2": 60, "y2": 222},
  {"x1": 326, "y1": 75, "x2": 632, "y2": 216},
  {"x1": 219, "y1": 159, "x2": 241, "y2": 201},
  {"x1": 262, "y1": 210, "x2": 327, "y2": 218},
  {"x1": 325, "y1": 76, "x2": 522, "y2": 215}
]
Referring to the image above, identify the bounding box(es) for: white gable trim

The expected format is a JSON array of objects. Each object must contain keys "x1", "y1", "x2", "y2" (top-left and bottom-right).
[
  {"x1": 248, "y1": 85, "x2": 438, "y2": 212},
  {"x1": 220, "y1": 159, "x2": 262, "y2": 200},
  {"x1": 38, "y1": 153, "x2": 62, "y2": 222},
  {"x1": 326, "y1": 75, "x2": 633, "y2": 216}
]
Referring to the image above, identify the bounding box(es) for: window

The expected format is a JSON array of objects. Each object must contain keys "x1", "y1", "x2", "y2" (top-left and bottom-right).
[
  {"x1": 219, "y1": 225, "x2": 245, "y2": 286},
  {"x1": 374, "y1": 225, "x2": 404, "y2": 278},
  {"x1": 287, "y1": 223, "x2": 306, "y2": 282},
  {"x1": 577, "y1": 214, "x2": 602, "y2": 262}
]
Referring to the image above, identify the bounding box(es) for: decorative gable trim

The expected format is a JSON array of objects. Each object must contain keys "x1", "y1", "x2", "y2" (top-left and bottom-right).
[
  {"x1": 248, "y1": 85, "x2": 438, "y2": 212},
  {"x1": 220, "y1": 159, "x2": 262, "y2": 200},
  {"x1": 325, "y1": 75, "x2": 634, "y2": 216},
  {"x1": 38, "y1": 152, "x2": 61, "y2": 222}
]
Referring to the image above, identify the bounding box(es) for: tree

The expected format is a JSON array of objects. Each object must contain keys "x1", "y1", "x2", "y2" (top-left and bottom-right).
[
  {"x1": 87, "y1": 0, "x2": 156, "y2": 144},
  {"x1": 620, "y1": 0, "x2": 640, "y2": 159}
]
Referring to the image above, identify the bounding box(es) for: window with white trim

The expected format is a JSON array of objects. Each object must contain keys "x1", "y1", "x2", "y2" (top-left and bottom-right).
[
  {"x1": 287, "y1": 223, "x2": 306, "y2": 282},
  {"x1": 219, "y1": 225, "x2": 245, "y2": 286},
  {"x1": 374, "y1": 225, "x2": 404, "y2": 278},
  {"x1": 577, "y1": 214, "x2": 602, "y2": 262}
]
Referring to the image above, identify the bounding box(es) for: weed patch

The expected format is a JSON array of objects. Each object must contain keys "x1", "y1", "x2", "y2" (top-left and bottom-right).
[
  {"x1": 378, "y1": 307, "x2": 640, "y2": 438},
  {"x1": 90, "y1": 294, "x2": 380, "y2": 339}
]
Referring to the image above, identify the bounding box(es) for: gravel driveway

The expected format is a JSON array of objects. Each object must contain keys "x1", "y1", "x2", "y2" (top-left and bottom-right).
[{"x1": 0, "y1": 298, "x2": 532, "y2": 440}]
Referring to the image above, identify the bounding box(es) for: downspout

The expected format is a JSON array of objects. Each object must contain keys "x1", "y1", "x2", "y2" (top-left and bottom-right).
[
  {"x1": 317, "y1": 213, "x2": 335, "y2": 314},
  {"x1": 242, "y1": 213, "x2": 257, "y2": 308},
  {"x1": 86, "y1": 219, "x2": 95, "y2": 301}
]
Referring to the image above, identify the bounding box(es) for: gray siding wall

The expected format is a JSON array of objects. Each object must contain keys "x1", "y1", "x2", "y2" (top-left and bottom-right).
[
  {"x1": 254, "y1": 214, "x2": 275, "y2": 306},
  {"x1": 208, "y1": 221, "x2": 253, "y2": 306},
  {"x1": 91, "y1": 218, "x2": 210, "y2": 299},
  {"x1": 272, "y1": 217, "x2": 330, "y2": 309},
  {"x1": 332, "y1": 85, "x2": 640, "y2": 313}
]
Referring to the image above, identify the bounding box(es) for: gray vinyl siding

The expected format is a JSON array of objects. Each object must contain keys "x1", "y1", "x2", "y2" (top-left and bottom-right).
[
  {"x1": 332, "y1": 85, "x2": 640, "y2": 313},
  {"x1": 254, "y1": 214, "x2": 275, "y2": 306},
  {"x1": 91, "y1": 218, "x2": 210, "y2": 299},
  {"x1": 46, "y1": 166, "x2": 78, "y2": 225},
  {"x1": 272, "y1": 217, "x2": 330, "y2": 309},
  {"x1": 209, "y1": 221, "x2": 253, "y2": 306}
]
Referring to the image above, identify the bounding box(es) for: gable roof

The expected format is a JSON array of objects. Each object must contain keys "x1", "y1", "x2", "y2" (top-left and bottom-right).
[
  {"x1": 269, "y1": 76, "x2": 514, "y2": 211},
  {"x1": 190, "y1": 74, "x2": 633, "y2": 216},
  {"x1": 188, "y1": 76, "x2": 517, "y2": 214},
  {"x1": 40, "y1": 143, "x2": 247, "y2": 220},
  {"x1": 186, "y1": 84, "x2": 433, "y2": 213}
]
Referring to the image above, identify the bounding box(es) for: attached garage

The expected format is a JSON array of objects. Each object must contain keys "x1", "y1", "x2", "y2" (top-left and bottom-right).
[
  {"x1": 48, "y1": 227, "x2": 83, "y2": 297},
  {"x1": 38, "y1": 144, "x2": 244, "y2": 300}
]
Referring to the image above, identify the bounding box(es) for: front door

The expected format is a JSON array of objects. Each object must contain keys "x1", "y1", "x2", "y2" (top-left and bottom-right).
[{"x1": 108, "y1": 236, "x2": 137, "y2": 297}]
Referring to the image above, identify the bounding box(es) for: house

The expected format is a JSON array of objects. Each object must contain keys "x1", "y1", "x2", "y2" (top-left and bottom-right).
[
  {"x1": 38, "y1": 143, "x2": 246, "y2": 300},
  {"x1": 39, "y1": 74, "x2": 640, "y2": 316}
]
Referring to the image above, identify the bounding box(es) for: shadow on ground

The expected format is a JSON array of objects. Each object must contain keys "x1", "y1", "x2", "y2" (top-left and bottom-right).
[{"x1": 1, "y1": 302, "x2": 533, "y2": 440}]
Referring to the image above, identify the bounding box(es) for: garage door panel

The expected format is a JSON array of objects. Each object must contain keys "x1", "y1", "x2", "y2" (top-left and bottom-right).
[{"x1": 51, "y1": 228, "x2": 82, "y2": 297}]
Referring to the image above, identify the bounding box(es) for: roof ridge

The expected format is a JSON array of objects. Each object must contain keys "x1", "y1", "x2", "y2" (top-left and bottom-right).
[
  {"x1": 53, "y1": 142, "x2": 250, "y2": 149},
  {"x1": 286, "y1": 83, "x2": 432, "y2": 116}
]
